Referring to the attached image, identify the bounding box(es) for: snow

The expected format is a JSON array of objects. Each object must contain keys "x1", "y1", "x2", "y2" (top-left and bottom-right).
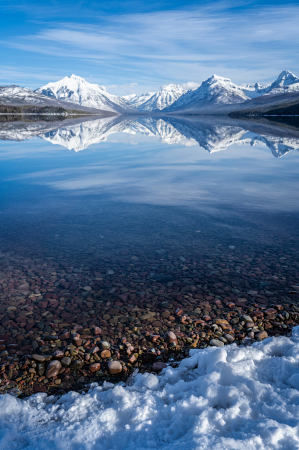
[
  {"x1": 0, "y1": 86, "x2": 58, "y2": 105},
  {"x1": 265, "y1": 70, "x2": 299, "y2": 95},
  {"x1": 138, "y1": 84, "x2": 187, "y2": 111},
  {"x1": 166, "y1": 75, "x2": 250, "y2": 112},
  {"x1": 123, "y1": 92, "x2": 155, "y2": 108},
  {"x1": 2, "y1": 329, "x2": 299, "y2": 449},
  {"x1": 241, "y1": 71, "x2": 299, "y2": 98},
  {"x1": 36, "y1": 75, "x2": 136, "y2": 113},
  {"x1": 241, "y1": 83, "x2": 268, "y2": 99}
]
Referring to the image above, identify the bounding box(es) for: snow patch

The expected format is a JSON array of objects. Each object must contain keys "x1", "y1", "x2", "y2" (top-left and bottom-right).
[{"x1": 1, "y1": 329, "x2": 299, "y2": 449}]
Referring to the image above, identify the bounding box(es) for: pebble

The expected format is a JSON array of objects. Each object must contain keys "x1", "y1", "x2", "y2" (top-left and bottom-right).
[
  {"x1": 45, "y1": 360, "x2": 62, "y2": 378},
  {"x1": 101, "y1": 341, "x2": 110, "y2": 349},
  {"x1": 210, "y1": 339, "x2": 224, "y2": 347},
  {"x1": 100, "y1": 349, "x2": 111, "y2": 358},
  {"x1": 61, "y1": 357, "x2": 71, "y2": 366},
  {"x1": 153, "y1": 362, "x2": 167, "y2": 372},
  {"x1": 256, "y1": 331, "x2": 268, "y2": 341},
  {"x1": 32, "y1": 355, "x2": 46, "y2": 363},
  {"x1": 164, "y1": 331, "x2": 178, "y2": 344},
  {"x1": 224, "y1": 334, "x2": 235, "y2": 342},
  {"x1": 108, "y1": 361, "x2": 122, "y2": 375},
  {"x1": 89, "y1": 363, "x2": 101, "y2": 373}
]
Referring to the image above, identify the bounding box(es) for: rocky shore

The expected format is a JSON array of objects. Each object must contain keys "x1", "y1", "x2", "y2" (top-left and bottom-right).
[{"x1": 0, "y1": 247, "x2": 298, "y2": 397}]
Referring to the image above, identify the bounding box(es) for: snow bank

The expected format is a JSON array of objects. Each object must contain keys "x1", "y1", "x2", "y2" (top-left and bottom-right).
[{"x1": 1, "y1": 329, "x2": 299, "y2": 450}]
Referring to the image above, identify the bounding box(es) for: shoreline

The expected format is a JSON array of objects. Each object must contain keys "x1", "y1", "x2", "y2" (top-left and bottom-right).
[{"x1": 1, "y1": 294, "x2": 298, "y2": 398}]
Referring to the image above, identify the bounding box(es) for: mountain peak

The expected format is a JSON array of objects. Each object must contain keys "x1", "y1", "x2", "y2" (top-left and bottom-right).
[
  {"x1": 161, "y1": 84, "x2": 181, "y2": 91},
  {"x1": 207, "y1": 75, "x2": 232, "y2": 84},
  {"x1": 263, "y1": 70, "x2": 299, "y2": 95},
  {"x1": 69, "y1": 74, "x2": 85, "y2": 81},
  {"x1": 70, "y1": 73, "x2": 85, "y2": 81},
  {"x1": 274, "y1": 70, "x2": 298, "y2": 85}
]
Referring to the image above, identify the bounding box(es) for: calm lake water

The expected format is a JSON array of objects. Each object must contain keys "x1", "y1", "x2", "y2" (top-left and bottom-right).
[
  {"x1": 0, "y1": 115, "x2": 298, "y2": 309},
  {"x1": 1, "y1": 115, "x2": 299, "y2": 259}
]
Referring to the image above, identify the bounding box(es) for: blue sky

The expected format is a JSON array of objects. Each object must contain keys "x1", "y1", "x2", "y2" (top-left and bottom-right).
[{"x1": 1, "y1": 0, "x2": 299, "y2": 95}]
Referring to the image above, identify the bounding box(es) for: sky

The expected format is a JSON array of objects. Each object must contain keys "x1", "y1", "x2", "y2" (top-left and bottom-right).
[{"x1": 1, "y1": 0, "x2": 299, "y2": 95}]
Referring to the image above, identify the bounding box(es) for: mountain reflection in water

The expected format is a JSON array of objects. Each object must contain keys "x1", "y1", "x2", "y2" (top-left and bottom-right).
[{"x1": 1, "y1": 115, "x2": 299, "y2": 157}]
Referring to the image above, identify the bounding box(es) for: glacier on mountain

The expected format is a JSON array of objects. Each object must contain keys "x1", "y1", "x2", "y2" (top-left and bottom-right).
[{"x1": 36, "y1": 75, "x2": 137, "y2": 113}]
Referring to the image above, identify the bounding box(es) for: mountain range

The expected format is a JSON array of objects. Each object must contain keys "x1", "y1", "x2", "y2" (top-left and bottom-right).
[
  {"x1": 1, "y1": 115, "x2": 298, "y2": 158},
  {"x1": 1, "y1": 70, "x2": 299, "y2": 115}
]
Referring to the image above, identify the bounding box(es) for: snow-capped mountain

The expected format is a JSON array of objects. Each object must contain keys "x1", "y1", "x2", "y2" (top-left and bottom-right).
[
  {"x1": 165, "y1": 75, "x2": 250, "y2": 113},
  {"x1": 137, "y1": 84, "x2": 187, "y2": 112},
  {"x1": 36, "y1": 75, "x2": 137, "y2": 113},
  {"x1": 264, "y1": 70, "x2": 299, "y2": 95},
  {"x1": 123, "y1": 92, "x2": 155, "y2": 108},
  {"x1": 0, "y1": 86, "x2": 51, "y2": 105},
  {"x1": 240, "y1": 71, "x2": 299, "y2": 99},
  {"x1": 0, "y1": 85, "x2": 100, "y2": 112}
]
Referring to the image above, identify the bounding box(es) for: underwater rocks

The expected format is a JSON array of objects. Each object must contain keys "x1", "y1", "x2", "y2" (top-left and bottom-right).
[{"x1": 0, "y1": 247, "x2": 298, "y2": 397}]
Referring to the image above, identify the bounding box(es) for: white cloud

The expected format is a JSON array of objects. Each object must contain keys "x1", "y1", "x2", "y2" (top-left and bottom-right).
[{"x1": 181, "y1": 81, "x2": 200, "y2": 90}]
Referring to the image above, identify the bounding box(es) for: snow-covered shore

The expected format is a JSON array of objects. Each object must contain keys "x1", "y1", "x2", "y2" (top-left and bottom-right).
[{"x1": 1, "y1": 328, "x2": 299, "y2": 450}]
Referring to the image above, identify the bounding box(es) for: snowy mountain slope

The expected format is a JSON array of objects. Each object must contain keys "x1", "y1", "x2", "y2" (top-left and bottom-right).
[
  {"x1": 240, "y1": 71, "x2": 299, "y2": 99},
  {"x1": 36, "y1": 75, "x2": 137, "y2": 114},
  {"x1": 264, "y1": 70, "x2": 299, "y2": 95},
  {"x1": 137, "y1": 84, "x2": 187, "y2": 112},
  {"x1": 0, "y1": 85, "x2": 104, "y2": 113},
  {"x1": 123, "y1": 92, "x2": 155, "y2": 108},
  {"x1": 165, "y1": 75, "x2": 249, "y2": 112},
  {"x1": 241, "y1": 83, "x2": 268, "y2": 99}
]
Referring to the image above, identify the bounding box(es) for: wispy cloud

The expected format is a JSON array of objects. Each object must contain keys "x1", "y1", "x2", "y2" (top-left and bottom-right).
[{"x1": 1, "y1": 2, "x2": 299, "y2": 92}]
